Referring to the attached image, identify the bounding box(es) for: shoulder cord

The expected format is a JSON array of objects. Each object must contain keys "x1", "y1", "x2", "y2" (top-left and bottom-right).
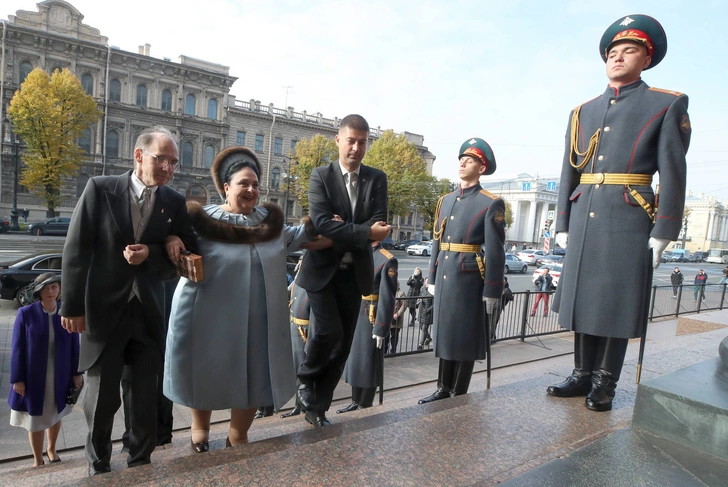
[{"x1": 569, "y1": 105, "x2": 600, "y2": 170}]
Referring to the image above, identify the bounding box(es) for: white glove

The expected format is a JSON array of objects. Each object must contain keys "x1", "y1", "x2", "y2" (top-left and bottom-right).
[
  {"x1": 648, "y1": 237, "x2": 670, "y2": 269},
  {"x1": 556, "y1": 232, "x2": 568, "y2": 250},
  {"x1": 483, "y1": 297, "x2": 498, "y2": 315},
  {"x1": 373, "y1": 335, "x2": 384, "y2": 349},
  {"x1": 428, "y1": 284, "x2": 435, "y2": 295}
]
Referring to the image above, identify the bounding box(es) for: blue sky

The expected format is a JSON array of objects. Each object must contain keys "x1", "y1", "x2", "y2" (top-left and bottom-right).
[{"x1": 7, "y1": 0, "x2": 727, "y2": 200}]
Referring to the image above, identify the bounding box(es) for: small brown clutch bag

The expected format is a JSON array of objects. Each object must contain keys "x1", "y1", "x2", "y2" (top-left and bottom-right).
[{"x1": 176, "y1": 250, "x2": 205, "y2": 282}]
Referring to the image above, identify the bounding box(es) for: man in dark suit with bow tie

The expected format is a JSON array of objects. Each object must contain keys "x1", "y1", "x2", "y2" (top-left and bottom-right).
[
  {"x1": 61, "y1": 126, "x2": 197, "y2": 475},
  {"x1": 296, "y1": 114, "x2": 391, "y2": 427}
]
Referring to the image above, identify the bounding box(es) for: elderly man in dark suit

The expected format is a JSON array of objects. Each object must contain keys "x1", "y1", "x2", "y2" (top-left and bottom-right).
[
  {"x1": 296, "y1": 114, "x2": 391, "y2": 427},
  {"x1": 549, "y1": 15, "x2": 690, "y2": 412},
  {"x1": 61, "y1": 126, "x2": 197, "y2": 475}
]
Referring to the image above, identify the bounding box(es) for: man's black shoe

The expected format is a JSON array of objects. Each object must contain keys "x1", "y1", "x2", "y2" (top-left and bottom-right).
[
  {"x1": 89, "y1": 464, "x2": 111, "y2": 476},
  {"x1": 280, "y1": 405, "x2": 302, "y2": 418},
  {"x1": 336, "y1": 402, "x2": 360, "y2": 414},
  {"x1": 304, "y1": 410, "x2": 331, "y2": 428},
  {"x1": 297, "y1": 382, "x2": 316, "y2": 411},
  {"x1": 546, "y1": 372, "x2": 592, "y2": 397},
  {"x1": 418, "y1": 388, "x2": 450, "y2": 404}
]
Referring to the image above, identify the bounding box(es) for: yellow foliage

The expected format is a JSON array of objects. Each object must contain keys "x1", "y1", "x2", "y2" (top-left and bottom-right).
[
  {"x1": 8, "y1": 68, "x2": 101, "y2": 213},
  {"x1": 289, "y1": 134, "x2": 338, "y2": 213}
]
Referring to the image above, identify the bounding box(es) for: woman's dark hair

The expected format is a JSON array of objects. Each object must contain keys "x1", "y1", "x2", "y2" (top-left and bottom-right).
[{"x1": 224, "y1": 159, "x2": 260, "y2": 184}]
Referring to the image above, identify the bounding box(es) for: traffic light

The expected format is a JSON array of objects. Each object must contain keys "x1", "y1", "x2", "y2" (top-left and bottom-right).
[{"x1": 543, "y1": 219, "x2": 552, "y2": 232}]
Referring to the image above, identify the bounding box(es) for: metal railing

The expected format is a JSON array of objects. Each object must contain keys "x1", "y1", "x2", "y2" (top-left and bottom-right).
[
  {"x1": 385, "y1": 291, "x2": 564, "y2": 357},
  {"x1": 385, "y1": 283, "x2": 728, "y2": 357},
  {"x1": 649, "y1": 283, "x2": 727, "y2": 319}
]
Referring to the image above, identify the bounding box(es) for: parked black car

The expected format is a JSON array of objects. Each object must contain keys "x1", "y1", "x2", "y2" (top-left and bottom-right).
[
  {"x1": 381, "y1": 237, "x2": 397, "y2": 250},
  {"x1": 27, "y1": 217, "x2": 71, "y2": 236},
  {"x1": 552, "y1": 248, "x2": 566, "y2": 256},
  {"x1": 0, "y1": 216, "x2": 10, "y2": 234},
  {"x1": 395, "y1": 239, "x2": 420, "y2": 251},
  {"x1": 0, "y1": 251, "x2": 63, "y2": 306}
]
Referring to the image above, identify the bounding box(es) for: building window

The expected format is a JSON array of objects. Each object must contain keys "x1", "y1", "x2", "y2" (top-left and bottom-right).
[
  {"x1": 19, "y1": 61, "x2": 33, "y2": 84},
  {"x1": 136, "y1": 84, "x2": 147, "y2": 106},
  {"x1": 186, "y1": 184, "x2": 207, "y2": 204},
  {"x1": 109, "y1": 79, "x2": 121, "y2": 102},
  {"x1": 274, "y1": 137, "x2": 283, "y2": 155},
  {"x1": 106, "y1": 130, "x2": 119, "y2": 158},
  {"x1": 185, "y1": 94, "x2": 196, "y2": 115},
  {"x1": 204, "y1": 145, "x2": 215, "y2": 168},
  {"x1": 182, "y1": 141, "x2": 193, "y2": 167},
  {"x1": 271, "y1": 167, "x2": 281, "y2": 190},
  {"x1": 81, "y1": 73, "x2": 93, "y2": 95},
  {"x1": 78, "y1": 128, "x2": 92, "y2": 154},
  {"x1": 236, "y1": 131, "x2": 246, "y2": 146},
  {"x1": 270, "y1": 198, "x2": 279, "y2": 206},
  {"x1": 286, "y1": 200, "x2": 294, "y2": 217},
  {"x1": 255, "y1": 134, "x2": 264, "y2": 153},
  {"x1": 161, "y1": 89, "x2": 172, "y2": 111},
  {"x1": 76, "y1": 174, "x2": 89, "y2": 197},
  {"x1": 407, "y1": 213, "x2": 413, "y2": 225},
  {"x1": 290, "y1": 139, "x2": 298, "y2": 153},
  {"x1": 207, "y1": 99, "x2": 218, "y2": 119}
]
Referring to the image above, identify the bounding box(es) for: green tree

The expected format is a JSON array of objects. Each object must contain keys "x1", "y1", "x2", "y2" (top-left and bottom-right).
[
  {"x1": 504, "y1": 200, "x2": 514, "y2": 229},
  {"x1": 363, "y1": 130, "x2": 429, "y2": 221},
  {"x1": 289, "y1": 134, "x2": 338, "y2": 213},
  {"x1": 8, "y1": 68, "x2": 102, "y2": 216},
  {"x1": 413, "y1": 176, "x2": 452, "y2": 231}
]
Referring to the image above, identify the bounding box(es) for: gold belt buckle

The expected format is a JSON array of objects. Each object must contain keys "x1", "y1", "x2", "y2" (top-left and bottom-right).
[{"x1": 594, "y1": 173, "x2": 605, "y2": 184}]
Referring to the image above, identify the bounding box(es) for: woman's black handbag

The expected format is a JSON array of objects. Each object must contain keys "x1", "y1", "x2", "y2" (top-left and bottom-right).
[{"x1": 66, "y1": 377, "x2": 84, "y2": 405}]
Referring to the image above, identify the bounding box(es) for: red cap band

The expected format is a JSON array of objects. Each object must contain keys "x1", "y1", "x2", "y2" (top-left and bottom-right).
[
  {"x1": 610, "y1": 29, "x2": 654, "y2": 56},
  {"x1": 463, "y1": 147, "x2": 489, "y2": 172}
]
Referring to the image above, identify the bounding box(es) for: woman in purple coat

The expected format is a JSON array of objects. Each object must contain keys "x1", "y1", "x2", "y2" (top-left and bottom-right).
[{"x1": 8, "y1": 273, "x2": 82, "y2": 467}]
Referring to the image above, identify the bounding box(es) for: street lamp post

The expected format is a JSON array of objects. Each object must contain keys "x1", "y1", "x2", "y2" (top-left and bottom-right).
[
  {"x1": 2, "y1": 117, "x2": 21, "y2": 231},
  {"x1": 681, "y1": 215, "x2": 688, "y2": 250},
  {"x1": 281, "y1": 155, "x2": 297, "y2": 222}
]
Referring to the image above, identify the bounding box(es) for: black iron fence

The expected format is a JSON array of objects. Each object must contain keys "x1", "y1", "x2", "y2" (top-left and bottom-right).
[
  {"x1": 649, "y1": 283, "x2": 727, "y2": 319},
  {"x1": 386, "y1": 291, "x2": 564, "y2": 357},
  {"x1": 385, "y1": 283, "x2": 728, "y2": 357}
]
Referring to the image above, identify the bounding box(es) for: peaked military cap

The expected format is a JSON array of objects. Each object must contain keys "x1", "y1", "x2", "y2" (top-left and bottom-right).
[
  {"x1": 458, "y1": 137, "x2": 496, "y2": 175},
  {"x1": 600, "y1": 14, "x2": 667, "y2": 69}
]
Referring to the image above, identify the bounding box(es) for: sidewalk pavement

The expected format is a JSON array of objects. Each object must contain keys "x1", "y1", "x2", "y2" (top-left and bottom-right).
[{"x1": 1, "y1": 296, "x2": 726, "y2": 465}]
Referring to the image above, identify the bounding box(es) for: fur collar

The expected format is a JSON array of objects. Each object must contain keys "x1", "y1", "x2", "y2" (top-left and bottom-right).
[
  {"x1": 186, "y1": 201, "x2": 315, "y2": 244},
  {"x1": 187, "y1": 201, "x2": 284, "y2": 244}
]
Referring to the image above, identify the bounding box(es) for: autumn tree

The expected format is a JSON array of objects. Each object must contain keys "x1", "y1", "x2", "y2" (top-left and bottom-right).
[
  {"x1": 413, "y1": 176, "x2": 452, "y2": 231},
  {"x1": 8, "y1": 68, "x2": 102, "y2": 216},
  {"x1": 288, "y1": 134, "x2": 339, "y2": 214},
  {"x1": 363, "y1": 130, "x2": 430, "y2": 221},
  {"x1": 504, "y1": 200, "x2": 514, "y2": 229}
]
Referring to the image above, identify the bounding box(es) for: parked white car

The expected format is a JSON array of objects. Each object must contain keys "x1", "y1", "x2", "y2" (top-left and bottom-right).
[
  {"x1": 407, "y1": 241, "x2": 433, "y2": 256},
  {"x1": 516, "y1": 249, "x2": 546, "y2": 265}
]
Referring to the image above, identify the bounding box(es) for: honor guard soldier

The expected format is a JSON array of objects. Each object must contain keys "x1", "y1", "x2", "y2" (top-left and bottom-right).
[
  {"x1": 419, "y1": 138, "x2": 506, "y2": 404},
  {"x1": 549, "y1": 15, "x2": 690, "y2": 411},
  {"x1": 338, "y1": 241, "x2": 398, "y2": 413}
]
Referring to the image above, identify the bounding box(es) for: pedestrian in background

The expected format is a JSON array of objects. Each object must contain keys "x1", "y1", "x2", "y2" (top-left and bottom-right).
[
  {"x1": 417, "y1": 277, "x2": 434, "y2": 350},
  {"x1": 693, "y1": 269, "x2": 708, "y2": 302},
  {"x1": 670, "y1": 267, "x2": 683, "y2": 298},
  {"x1": 718, "y1": 266, "x2": 728, "y2": 285},
  {"x1": 387, "y1": 282, "x2": 408, "y2": 355},
  {"x1": 531, "y1": 267, "x2": 554, "y2": 317},
  {"x1": 9, "y1": 273, "x2": 82, "y2": 467},
  {"x1": 406, "y1": 268, "x2": 424, "y2": 327}
]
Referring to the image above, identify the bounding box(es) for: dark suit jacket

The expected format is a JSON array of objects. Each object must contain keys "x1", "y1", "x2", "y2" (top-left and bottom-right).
[
  {"x1": 61, "y1": 171, "x2": 197, "y2": 371},
  {"x1": 297, "y1": 161, "x2": 387, "y2": 295}
]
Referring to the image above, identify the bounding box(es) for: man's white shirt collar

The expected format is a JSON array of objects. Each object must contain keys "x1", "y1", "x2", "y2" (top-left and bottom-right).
[{"x1": 130, "y1": 173, "x2": 158, "y2": 199}]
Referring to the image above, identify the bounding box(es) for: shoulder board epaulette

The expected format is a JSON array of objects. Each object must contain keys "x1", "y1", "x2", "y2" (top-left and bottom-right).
[
  {"x1": 480, "y1": 189, "x2": 498, "y2": 199},
  {"x1": 379, "y1": 248, "x2": 394, "y2": 260},
  {"x1": 649, "y1": 87, "x2": 683, "y2": 96}
]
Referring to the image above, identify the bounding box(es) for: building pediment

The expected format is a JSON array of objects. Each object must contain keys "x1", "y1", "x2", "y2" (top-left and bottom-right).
[{"x1": 10, "y1": 0, "x2": 108, "y2": 45}]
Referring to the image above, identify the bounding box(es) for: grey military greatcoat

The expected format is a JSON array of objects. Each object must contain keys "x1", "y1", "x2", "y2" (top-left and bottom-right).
[
  {"x1": 553, "y1": 80, "x2": 690, "y2": 338},
  {"x1": 429, "y1": 184, "x2": 506, "y2": 361},
  {"x1": 289, "y1": 282, "x2": 311, "y2": 374},
  {"x1": 343, "y1": 246, "x2": 398, "y2": 388}
]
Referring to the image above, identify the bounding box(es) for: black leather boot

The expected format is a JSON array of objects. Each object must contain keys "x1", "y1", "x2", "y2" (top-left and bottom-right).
[
  {"x1": 419, "y1": 359, "x2": 456, "y2": 404},
  {"x1": 547, "y1": 333, "x2": 599, "y2": 397},
  {"x1": 450, "y1": 361, "x2": 475, "y2": 396},
  {"x1": 337, "y1": 387, "x2": 362, "y2": 414},
  {"x1": 586, "y1": 337, "x2": 628, "y2": 412}
]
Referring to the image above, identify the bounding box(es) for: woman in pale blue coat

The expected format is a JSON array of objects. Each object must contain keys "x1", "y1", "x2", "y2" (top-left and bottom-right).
[{"x1": 164, "y1": 147, "x2": 328, "y2": 452}]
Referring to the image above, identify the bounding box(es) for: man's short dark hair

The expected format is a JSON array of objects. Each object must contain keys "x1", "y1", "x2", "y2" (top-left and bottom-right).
[
  {"x1": 339, "y1": 114, "x2": 369, "y2": 133},
  {"x1": 134, "y1": 126, "x2": 178, "y2": 152}
]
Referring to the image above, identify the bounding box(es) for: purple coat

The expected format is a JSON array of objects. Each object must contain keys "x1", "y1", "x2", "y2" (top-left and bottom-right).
[{"x1": 8, "y1": 302, "x2": 80, "y2": 415}]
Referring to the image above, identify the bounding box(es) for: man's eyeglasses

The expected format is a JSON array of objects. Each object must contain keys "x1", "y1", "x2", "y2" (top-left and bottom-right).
[{"x1": 143, "y1": 150, "x2": 178, "y2": 170}]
